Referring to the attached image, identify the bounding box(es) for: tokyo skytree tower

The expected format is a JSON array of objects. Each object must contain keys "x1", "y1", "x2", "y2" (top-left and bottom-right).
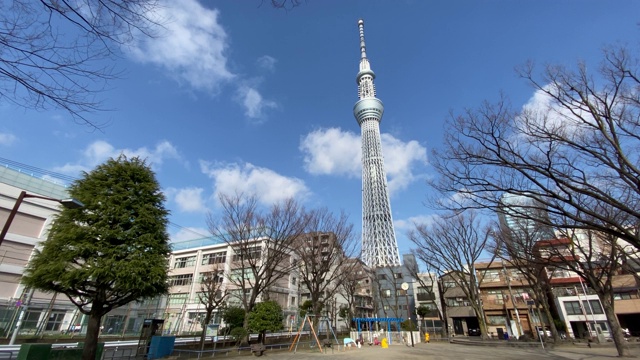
[{"x1": 353, "y1": 20, "x2": 401, "y2": 267}]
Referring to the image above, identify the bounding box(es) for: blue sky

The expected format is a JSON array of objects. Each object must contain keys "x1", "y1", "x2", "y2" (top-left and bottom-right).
[{"x1": 1, "y1": 0, "x2": 639, "y2": 256}]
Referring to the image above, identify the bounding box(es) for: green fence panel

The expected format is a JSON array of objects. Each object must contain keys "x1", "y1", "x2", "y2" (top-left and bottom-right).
[{"x1": 17, "y1": 343, "x2": 52, "y2": 360}]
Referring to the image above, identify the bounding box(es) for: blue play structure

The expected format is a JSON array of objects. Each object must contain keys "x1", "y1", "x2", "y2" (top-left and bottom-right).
[{"x1": 352, "y1": 317, "x2": 403, "y2": 345}]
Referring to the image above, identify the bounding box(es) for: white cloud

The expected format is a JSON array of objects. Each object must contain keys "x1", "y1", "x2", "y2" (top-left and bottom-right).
[
  {"x1": 126, "y1": 0, "x2": 234, "y2": 92},
  {"x1": 520, "y1": 84, "x2": 597, "y2": 137},
  {"x1": 200, "y1": 160, "x2": 310, "y2": 205},
  {"x1": 0, "y1": 133, "x2": 17, "y2": 146},
  {"x1": 395, "y1": 214, "x2": 438, "y2": 232},
  {"x1": 300, "y1": 128, "x2": 361, "y2": 177},
  {"x1": 257, "y1": 55, "x2": 277, "y2": 72},
  {"x1": 54, "y1": 140, "x2": 182, "y2": 175},
  {"x1": 237, "y1": 85, "x2": 277, "y2": 119},
  {"x1": 166, "y1": 187, "x2": 207, "y2": 213},
  {"x1": 299, "y1": 127, "x2": 428, "y2": 195}
]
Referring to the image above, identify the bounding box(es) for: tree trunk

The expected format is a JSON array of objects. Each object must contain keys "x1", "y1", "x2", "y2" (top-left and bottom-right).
[
  {"x1": 200, "y1": 311, "x2": 213, "y2": 351},
  {"x1": 601, "y1": 296, "x2": 629, "y2": 357},
  {"x1": 82, "y1": 310, "x2": 102, "y2": 360}
]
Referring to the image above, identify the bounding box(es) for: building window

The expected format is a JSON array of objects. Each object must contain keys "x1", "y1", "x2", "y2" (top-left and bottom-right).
[
  {"x1": 198, "y1": 272, "x2": 223, "y2": 284},
  {"x1": 397, "y1": 289, "x2": 407, "y2": 296},
  {"x1": 446, "y1": 297, "x2": 470, "y2": 307},
  {"x1": 202, "y1": 252, "x2": 227, "y2": 265},
  {"x1": 549, "y1": 267, "x2": 574, "y2": 279},
  {"x1": 582, "y1": 300, "x2": 603, "y2": 314},
  {"x1": 509, "y1": 269, "x2": 526, "y2": 281},
  {"x1": 168, "y1": 293, "x2": 189, "y2": 305},
  {"x1": 174, "y1": 256, "x2": 196, "y2": 269},
  {"x1": 169, "y1": 274, "x2": 193, "y2": 287},
  {"x1": 614, "y1": 292, "x2": 633, "y2": 300},
  {"x1": 45, "y1": 312, "x2": 65, "y2": 331},
  {"x1": 482, "y1": 270, "x2": 501, "y2": 282},
  {"x1": 382, "y1": 289, "x2": 391, "y2": 298},
  {"x1": 564, "y1": 301, "x2": 582, "y2": 315},
  {"x1": 291, "y1": 296, "x2": 296, "y2": 307},
  {"x1": 590, "y1": 321, "x2": 609, "y2": 332},
  {"x1": 232, "y1": 246, "x2": 262, "y2": 262},
  {"x1": 487, "y1": 315, "x2": 507, "y2": 325},
  {"x1": 230, "y1": 268, "x2": 255, "y2": 281},
  {"x1": 511, "y1": 289, "x2": 532, "y2": 303},
  {"x1": 291, "y1": 277, "x2": 297, "y2": 286},
  {"x1": 378, "y1": 274, "x2": 387, "y2": 280},
  {"x1": 485, "y1": 290, "x2": 504, "y2": 305},
  {"x1": 395, "y1": 273, "x2": 403, "y2": 279},
  {"x1": 443, "y1": 281, "x2": 456, "y2": 288}
]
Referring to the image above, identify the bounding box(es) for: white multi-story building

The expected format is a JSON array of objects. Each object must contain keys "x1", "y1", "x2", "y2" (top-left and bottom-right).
[
  {"x1": 166, "y1": 237, "x2": 301, "y2": 334},
  {"x1": 0, "y1": 164, "x2": 78, "y2": 336}
]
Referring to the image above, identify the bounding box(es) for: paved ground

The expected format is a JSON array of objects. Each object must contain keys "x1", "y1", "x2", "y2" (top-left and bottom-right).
[{"x1": 249, "y1": 342, "x2": 640, "y2": 360}]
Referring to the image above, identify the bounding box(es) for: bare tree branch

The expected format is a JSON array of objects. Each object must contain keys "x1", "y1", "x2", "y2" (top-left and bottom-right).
[
  {"x1": 0, "y1": 0, "x2": 163, "y2": 129},
  {"x1": 206, "y1": 193, "x2": 306, "y2": 331}
]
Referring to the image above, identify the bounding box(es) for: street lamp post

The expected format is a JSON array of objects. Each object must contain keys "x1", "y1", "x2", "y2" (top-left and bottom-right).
[
  {"x1": 0, "y1": 190, "x2": 83, "y2": 245},
  {"x1": 1, "y1": 190, "x2": 83, "y2": 345},
  {"x1": 401, "y1": 282, "x2": 414, "y2": 347}
]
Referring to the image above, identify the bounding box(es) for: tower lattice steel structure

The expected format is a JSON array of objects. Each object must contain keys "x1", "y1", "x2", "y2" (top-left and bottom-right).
[{"x1": 353, "y1": 20, "x2": 401, "y2": 267}]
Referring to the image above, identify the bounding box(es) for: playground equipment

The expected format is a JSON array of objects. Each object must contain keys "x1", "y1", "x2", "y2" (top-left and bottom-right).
[
  {"x1": 352, "y1": 317, "x2": 403, "y2": 345},
  {"x1": 289, "y1": 315, "x2": 340, "y2": 354}
]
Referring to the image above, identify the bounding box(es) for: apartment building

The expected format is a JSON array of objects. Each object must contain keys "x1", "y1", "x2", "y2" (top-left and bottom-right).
[
  {"x1": 440, "y1": 271, "x2": 478, "y2": 336},
  {"x1": 166, "y1": 236, "x2": 300, "y2": 334},
  {"x1": 476, "y1": 261, "x2": 543, "y2": 339},
  {"x1": 413, "y1": 272, "x2": 442, "y2": 333},
  {"x1": 0, "y1": 165, "x2": 78, "y2": 336}
]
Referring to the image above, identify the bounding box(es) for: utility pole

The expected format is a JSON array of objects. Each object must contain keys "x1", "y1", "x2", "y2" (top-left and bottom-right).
[
  {"x1": 401, "y1": 282, "x2": 414, "y2": 347},
  {"x1": 502, "y1": 263, "x2": 524, "y2": 338}
]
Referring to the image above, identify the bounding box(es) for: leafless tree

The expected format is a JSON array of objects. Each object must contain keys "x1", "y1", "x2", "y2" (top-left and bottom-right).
[
  {"x1": 404, "y1": 259, "x2": 447, "y2": 333},
  {"x1": 430, "y1": 45, "x2": 640, "y2": 254},
  {"x1": 206, "y1": 193, "x2": 307, "y2": 330},
  {"x1": 488, "y1": 221, "x2": 563, "y2": 341},
  {"x1": 336, "y1": 258, "x2": 371, "y2": 329},
  {"x1": 1, "y1": 0, "x2": 162, "y2": 128},
  {"x1": 293, "y1": 208, "x2": 357, "y2": 326},
  {"x1": 369, "y1": 265, "x2": 407, "y2": 324},
  {"x1": 429, "y1": 45, "x2": 640, "y2": 356},
  {"x1": 408, "y1": 210, "x2": 491, "y2": 338},
  {"x1": 196, "y1": 268, "x2": 228, "y2": 350},
  {"x1": 266, "y1": 0, "x2": 303, "y2": 10},
  {"x1": 535, "y1": 226, "x2": 629, "y2": 354}
]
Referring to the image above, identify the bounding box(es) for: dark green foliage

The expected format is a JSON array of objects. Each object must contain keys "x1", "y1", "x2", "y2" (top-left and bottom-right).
[
  {"x1": 222, "y1": 307, "x2": 246, "y2": 331},
  {"x1": 400, "y1": 319, "x2": 418, "y2": 331},
  {"x1": 553, "y1": 318, "x2": 566, "y2": 332},
  {"x1": 299, "y1": 299, "x2": 319, "y2": 319},
  {"x1": 230, "y1": 327, "x2": 248, "y2": 343},
  {"x1": 247, "y1": 301, "x2": 283, "y2": 333},
  {"x1": 22, "y1": 156, "x2": 171, "y2": 360},
  {"x1": 416, "y1": 305, "x2": 430, "y2": 318},
  {"x1": 338, "y1": 306, "x2": 349, "y2": 320}
]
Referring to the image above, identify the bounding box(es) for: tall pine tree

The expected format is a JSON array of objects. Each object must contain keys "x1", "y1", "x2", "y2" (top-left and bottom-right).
[{"x1": 23, "y1": 156, "x2": 171, "y2": 360}]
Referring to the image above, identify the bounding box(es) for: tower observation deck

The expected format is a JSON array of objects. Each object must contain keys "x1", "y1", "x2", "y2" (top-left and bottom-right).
[{"x1": 353, "y1": 19, "x2": 401, "y2": 267}]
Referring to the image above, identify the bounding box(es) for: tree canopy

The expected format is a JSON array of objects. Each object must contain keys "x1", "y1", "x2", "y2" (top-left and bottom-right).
[
  {"x1": 427, "y1": 44, "x2": 640, "y2": 356},
  {"x1": 247, "y1": 300, "x2": 283, "y2": 337},
  {"x1": 22, "y1": 155, "x2": 171, "y2": 360}
]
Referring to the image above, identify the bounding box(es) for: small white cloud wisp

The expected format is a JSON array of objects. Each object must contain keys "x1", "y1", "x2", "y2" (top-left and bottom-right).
[
  {"x1": 200, "y1": 160, "x2": 310, "y2": 205},
  {"x1": 53, "y1": 140, "x2": 182, "y2": 175},
  {"x1": 300, "y1": 127, "x2": 428, "y2": 195}
]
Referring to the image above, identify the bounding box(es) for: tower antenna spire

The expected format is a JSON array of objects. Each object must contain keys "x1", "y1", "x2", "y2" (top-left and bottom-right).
[
  {"x1": 353, "y1": 19, "x2": 401, "y2": 268},
  {"x1": 358, "y1": 19, "x2": 367, "y2": 60}
]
